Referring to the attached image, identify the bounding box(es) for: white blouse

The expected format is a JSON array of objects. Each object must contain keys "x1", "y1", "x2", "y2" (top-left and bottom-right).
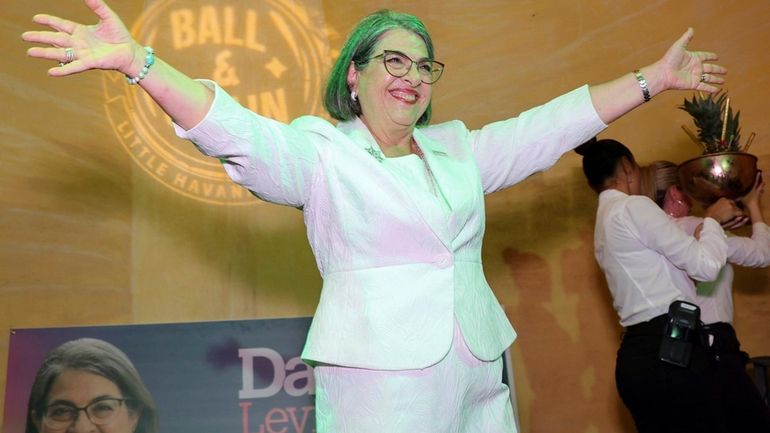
[
  {"x1": 676, "y1": 217, "x2": 770, "y2": 324},
  {"x1": 594, "y1": 190, "x2": 728, "y2": 327}
]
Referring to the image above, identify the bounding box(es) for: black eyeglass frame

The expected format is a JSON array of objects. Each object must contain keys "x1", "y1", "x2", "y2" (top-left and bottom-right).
[
  {"x1": 367, "y1": 49, "x2": 445, "y2": 84},
  {"x1": 41, "y1": 397, "x2": 129, "y2": 428}
]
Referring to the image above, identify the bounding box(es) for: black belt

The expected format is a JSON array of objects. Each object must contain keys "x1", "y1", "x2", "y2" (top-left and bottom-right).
[
  {"x1": 624, "y1": 313, "x2": 669, "y2": 338},
  {"x1": 625, "y1": 312, "x2": 703, "y2": 344},
  {"x1": 701, "y1": 322, "x2": 741, "y2": 353},
  {"x1": 701, "y1": 321, "x2": 735, "y2": 335}
]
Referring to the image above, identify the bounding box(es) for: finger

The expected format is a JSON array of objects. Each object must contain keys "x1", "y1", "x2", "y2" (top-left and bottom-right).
[
  {"x1": 721, "y1": 216, "x2": 740, "y2": 229},
  {"x1": 697, "y1": 50, "x2": 719, "y2": 62},
  {"x1": 26, "y1": 45, "x2": 77, "y2": 62},
  {"x1": 725, "y1": 217, "x2": 749, "y2": 231},
  {"x1": 47, "y1": 65, "x2": 73, "y2": 77},
  {"x1": 21, "y1": 30, "x2": 70, "y2": 47},
  {"x1": 700, "y1": 74, "x2": 725, "y2": 85},
  {"x1": 48, "y1": 62, "x2": 77, "y2": 77},
  {"x1": 703, "y1": 63, "x2": 727, "y2": 75},
  {"x1": 32, "y1": 14, "x2": 78, "y2": 34},
  {"x1": 85, "y1": 0, "x2": 118, "y2": 22},
  {"x1": 675, "y1": 27, "x2": 694, "y2": 49},
  {"x1": 697, "y1": 82, "x2": 722, "y2": 94},
  {"x1": 47, "y1": 60, "x2": 89, "y2": 77},
  {"x1": 736, "y1": 216, "x2": 750, "y2": 228}
]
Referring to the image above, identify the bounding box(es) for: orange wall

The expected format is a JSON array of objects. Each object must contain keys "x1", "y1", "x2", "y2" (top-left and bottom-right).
[{"x1": 2, "y1": 1, "x2": 769, "y2": 432}]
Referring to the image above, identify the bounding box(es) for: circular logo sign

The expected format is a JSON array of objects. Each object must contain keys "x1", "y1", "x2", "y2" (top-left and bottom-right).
[{"x1": 104, "y1": 0, "x2": 331, "y2": 205}]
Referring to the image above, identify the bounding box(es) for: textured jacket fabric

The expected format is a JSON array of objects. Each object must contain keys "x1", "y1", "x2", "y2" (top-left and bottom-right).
[{"x1": 175, "y1": 80, "x2": 606, "y2": 370}]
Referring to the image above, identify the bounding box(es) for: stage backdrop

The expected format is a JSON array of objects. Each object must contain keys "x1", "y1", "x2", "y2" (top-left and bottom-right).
[{"x1": 2, "y1": 1, "x2": 769, "y2": 432}]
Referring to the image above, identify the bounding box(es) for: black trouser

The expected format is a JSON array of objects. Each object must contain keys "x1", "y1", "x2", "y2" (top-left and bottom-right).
[
  {"x1": 701, "y1": 322, "x2": 770, "y2": 433},
  {"x1": 616, "y1": 314, "x2": 727, "y2": 433}
]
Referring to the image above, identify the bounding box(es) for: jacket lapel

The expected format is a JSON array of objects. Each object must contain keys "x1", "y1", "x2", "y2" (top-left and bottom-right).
[
  {"x1": 337, "y1": 119, "x2": 456, "y2": 250},
  {"x1": 412, "y1": 128, "x2": 471, "y2": 215}
]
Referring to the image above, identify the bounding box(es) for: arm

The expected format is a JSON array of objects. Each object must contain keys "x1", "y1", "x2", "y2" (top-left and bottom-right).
[
  {"x1": 677, "y1": 209, "x2": 770, "y2": 268},
  {"x1": 741, "y1": 171, "x2": 765, "y2": 224},
  {"x1": 23, "y1": 0, "x2": 323, "y2": 206},
  {"x1": 727, "y1": 171, "x2": 770, "y2": 267},
  {"x1": 628, "y1": 197, "x2": 730, "y2": 282},
  {"x1": 715, "y1": 171, "x2": 761, "y2": 231},
  {"x1": 589, "y1": 28, "x2": 726, "y2": 124},
  {"x1": 725, "y1": 224, "x2": 770, "y2": 268},
  {"x1": 471, "y1": 30, "x2": 723, "y2": 193},
  {"x1": 172, "y1": 82, "x2": 322, "y2": 207},
  {"x1": 22, "y1": 0, "x2": 211, "y2": 130},
  {"x1": 679, "y1": 197, "x2": 747, "y2": 240},
  {"x1": 470, "y1": 86, "x2": 606, "y2": 193}
]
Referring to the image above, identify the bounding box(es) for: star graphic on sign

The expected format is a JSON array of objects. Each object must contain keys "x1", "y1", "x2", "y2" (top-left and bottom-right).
[{"x1": 265, "y1": 57, "x2": 287, "y2": 79}]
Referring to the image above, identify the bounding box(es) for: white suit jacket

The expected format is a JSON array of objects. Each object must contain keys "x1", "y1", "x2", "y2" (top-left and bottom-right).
[{"x1": 176, "y1": 80, "x2": 606, "y2": 370}]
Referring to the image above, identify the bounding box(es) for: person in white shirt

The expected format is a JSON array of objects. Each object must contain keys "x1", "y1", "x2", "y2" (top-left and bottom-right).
[
  {"x1": 576, "y1": 138, "x2": 744, "y2": 433},
  {"x1": 641, "y1": 160, "x2": 770, "y2": 433},
  {"x1": 22, "y1": 0, "x2": 732, "y2": 431}
]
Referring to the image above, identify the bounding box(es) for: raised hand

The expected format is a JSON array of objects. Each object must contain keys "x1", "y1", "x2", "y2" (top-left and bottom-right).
[
  {"x1": 740, "y1": 170, "x2": 765, "y2": 223},
  {"x1": 741, "y1": 171, "x2": 765, "y2": 207},
  {"x1": 659, "y1": 28, "x2": 727, "y2": 93},
  {"x1": 704, "y1": 197, "x2": 745, "y2": 226},
  {"x1": 22, "y1": 0, "x2": 142, "y2": 77}
]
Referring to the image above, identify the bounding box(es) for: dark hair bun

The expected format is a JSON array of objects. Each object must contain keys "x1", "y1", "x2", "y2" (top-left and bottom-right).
[{"x1": 574, "y1": 137, "x2": 598, "y2": 156}]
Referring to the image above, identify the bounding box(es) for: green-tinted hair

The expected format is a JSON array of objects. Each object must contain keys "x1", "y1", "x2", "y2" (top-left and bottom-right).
[{"x1": 323, "y1": 9, "x2": 435, "y2": 126}]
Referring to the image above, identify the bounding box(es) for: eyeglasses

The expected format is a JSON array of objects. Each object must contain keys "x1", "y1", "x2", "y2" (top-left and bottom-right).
[
  {"x1": 368, "y1": 50, "x2": 445, "y2": 84},
  {"x1": 42, "y1": 397, "x2": 128, "y2": 429}
]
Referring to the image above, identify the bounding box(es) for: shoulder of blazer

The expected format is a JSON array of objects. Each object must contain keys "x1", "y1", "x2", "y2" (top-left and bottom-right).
[
  {"x1": 419, "y1": 119, "x2": 469, "y2": 141},
  {"x1": 417, "y1": 120, "x2": 471, "y2": 158},
  {"x1": 290, "y1": 116, "x2": 379, "y2": 153},
  {"x1": 290, "y1": 115, "x2": 344, "y2": 140}
]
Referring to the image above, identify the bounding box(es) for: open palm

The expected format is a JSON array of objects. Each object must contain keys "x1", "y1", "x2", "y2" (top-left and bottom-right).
[
  {"x1": 661, "y1": 28, "x2": 727, "y2": 93},
  {"x1": 23, "y1": 0, "x2": 139, "y2": 76}
]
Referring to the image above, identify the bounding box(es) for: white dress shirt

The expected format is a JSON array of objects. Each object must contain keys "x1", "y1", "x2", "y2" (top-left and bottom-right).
[
  {"x1": 594, "y1": 190, "x2": 727, "y2": 327},
  {"x1": 676, "y1": 216, "x2": 770, "y2": 324}
]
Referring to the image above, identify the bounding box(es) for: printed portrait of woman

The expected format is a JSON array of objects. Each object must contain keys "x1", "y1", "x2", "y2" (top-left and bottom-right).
[{"x1": 25, "y1": 338, "x2": 158, "y2": 433}]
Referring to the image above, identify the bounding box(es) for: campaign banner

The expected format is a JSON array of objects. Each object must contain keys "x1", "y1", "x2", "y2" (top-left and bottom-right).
[{"x1": 3, "y1": 318, "x2": 315, "y2": 433}]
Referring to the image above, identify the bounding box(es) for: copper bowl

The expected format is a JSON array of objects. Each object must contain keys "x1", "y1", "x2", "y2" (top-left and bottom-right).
[{"x1": 677, "y1": 152, "x2": 757, "y2": 205}]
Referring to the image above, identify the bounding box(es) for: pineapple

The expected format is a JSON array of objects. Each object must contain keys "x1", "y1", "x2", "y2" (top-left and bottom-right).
[{"x1": 679, "y1": 91, "x2": 748, "y2": 154}]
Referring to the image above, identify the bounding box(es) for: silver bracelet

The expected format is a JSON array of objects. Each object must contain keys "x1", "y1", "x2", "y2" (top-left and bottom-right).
[
  {"x1": 125, "y1": 46, "x2": 155, "y2": 85},
  {"x1": 633, "y1": 69, "x2": 651, "y2": 102}
]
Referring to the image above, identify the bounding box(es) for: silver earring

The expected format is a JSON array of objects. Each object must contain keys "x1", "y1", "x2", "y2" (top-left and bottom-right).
[{"x1": 350, "y1": 90, "x2": 357, "y2": 102}]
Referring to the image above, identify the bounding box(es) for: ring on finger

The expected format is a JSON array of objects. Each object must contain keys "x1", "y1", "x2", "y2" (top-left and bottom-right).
[
  {"x1": 60, "y1": 47, "x2": 75, "y2": 66},
  {"x1": 700, "y1": 73, "x2": 707, "y2": 83}
]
